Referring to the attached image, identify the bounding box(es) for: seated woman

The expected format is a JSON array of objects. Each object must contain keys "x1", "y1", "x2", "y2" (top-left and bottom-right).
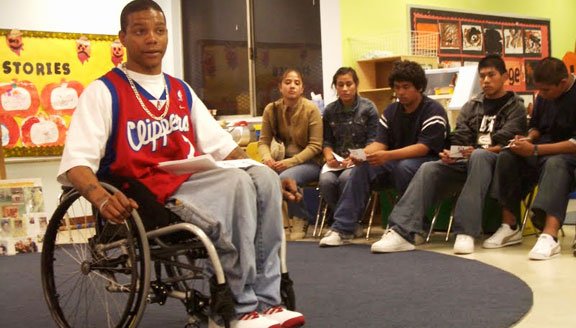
[
  {"x1": 320, "y1": 67, "x2": 379, "y2": 226},
  {"x1": 258, "y1": 68, "x2": 323, "y2": 240}
]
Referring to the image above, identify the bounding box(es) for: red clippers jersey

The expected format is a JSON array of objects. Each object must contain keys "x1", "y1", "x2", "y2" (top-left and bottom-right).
[{"x1": 97, "y1": 68, "x2": 199, "y2": 203}]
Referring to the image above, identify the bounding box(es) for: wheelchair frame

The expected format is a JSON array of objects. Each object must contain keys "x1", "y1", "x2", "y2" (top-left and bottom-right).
[{"x1": 41, "y1": 182, "x2": 295, "y2": 328}]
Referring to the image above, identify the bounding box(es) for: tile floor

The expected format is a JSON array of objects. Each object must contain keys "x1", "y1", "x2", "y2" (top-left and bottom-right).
[{"x1": 301, "y1": 225, "x2": 576, "y2": 327}]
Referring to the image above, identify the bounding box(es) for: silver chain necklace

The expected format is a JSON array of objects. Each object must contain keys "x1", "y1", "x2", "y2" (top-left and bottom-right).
[{"x1": 122, "y1": 63, "x2": 169, "y2": 121}]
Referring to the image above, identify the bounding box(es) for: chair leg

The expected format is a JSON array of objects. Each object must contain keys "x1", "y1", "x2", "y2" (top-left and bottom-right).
[
  {"x1": 312, "y1": 195, "x2": 326, "y2": 237},
  {"x1": 318, "y1": 201, "x2": 328, "y2": 236},
  {"x1": 572, "y1": 226, "x2": 576, "y2": 257},
  {"x1": 426, "y1": 205, "x2": 442, "y2": 243},
  {"x1": 445, "y1": 205, "x2": 455, "y2": 242},
  {"x1": 521, "y1": 189, "x2": 536, "y2": 236},
  {"x1": 365, "y1": 192, "x2": 378, "y2": 240}
]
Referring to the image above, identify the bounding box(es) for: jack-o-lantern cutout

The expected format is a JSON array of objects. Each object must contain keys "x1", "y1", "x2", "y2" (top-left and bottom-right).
[
  {"x1": 0, "y1": 114, "x2": 20, "y2": 147},
  {"x1": 0, "y1": 79, "x2": 40, "y2": 118},
  {"x1": 20, "y1": 114, "x2": 67, "y2": 147},
  {"x1": 40, "y1": 79, "x2": 84, "y2": 116},
  {"x1": 562, "y1": 41, "x2": 576, "y2": 74}
]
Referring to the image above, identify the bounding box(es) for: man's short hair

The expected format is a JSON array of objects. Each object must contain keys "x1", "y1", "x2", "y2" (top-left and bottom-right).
[
  {"x1": 120, "y1": 0, "x2": 165, "y2": 32},
  {"x1": 388, "y1": 60, "x2": 427, "y2": 92},
  {"x1": 533, "y1": 57, "x2": 569, "y2": 85},
  {"x1": 478, "y1": 54, "x2": 507, "y2": 74}
]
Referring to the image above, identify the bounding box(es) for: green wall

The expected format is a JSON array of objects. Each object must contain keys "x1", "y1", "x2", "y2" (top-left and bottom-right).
[{"x1": 340, "y1": 0, "x2": 576, "y2": 65}]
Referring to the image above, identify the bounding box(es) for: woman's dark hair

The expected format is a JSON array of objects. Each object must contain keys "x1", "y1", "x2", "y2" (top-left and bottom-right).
[
  {"x1": 478, "y1": 54, "x2": 507, "y2": 74},
  {"x1": 120, "y1": 0, "x2": 165, "y2": 32},
  {"x1": 388, "y1": 60, "x2": 427, "y2": 92},
  {"x1": 534, "y1": 57, "x2": 569, "y2": 85},
  {"x1": 331, "y1": 67, "x2": 359, "y2": 88},
  {"x1": 279, "y1": 68, "x2": 304, "y2": 84}
]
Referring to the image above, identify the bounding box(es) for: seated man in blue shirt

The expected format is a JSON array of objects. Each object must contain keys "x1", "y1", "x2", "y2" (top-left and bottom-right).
[
  {"x1": 319, "y1": 60, "x2": 449, "y2": 247},
  {"x1": 366, "y1": 55, "x2": 527, "y2": 254},
  {"x1": 491, "y1": 56, "x2": 576, "y2": 260}
]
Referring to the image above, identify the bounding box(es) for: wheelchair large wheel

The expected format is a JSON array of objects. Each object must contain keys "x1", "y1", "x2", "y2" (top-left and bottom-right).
[{"x1": 41, "y1": 188, "x2": 151, "y2": 328}]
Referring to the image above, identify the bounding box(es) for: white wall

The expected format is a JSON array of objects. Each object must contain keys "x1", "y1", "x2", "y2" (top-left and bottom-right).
[{"x1": 0, "y1": 0, "x2": 341, "y2": 216}]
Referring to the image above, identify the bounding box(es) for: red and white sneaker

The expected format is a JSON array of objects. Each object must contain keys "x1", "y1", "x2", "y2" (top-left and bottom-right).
[
  {"x1": 209, "y1": 311, "x2": 281, "y2": 328},
  {"x1": 262, "y1": 306, "x2": 305, "y2": 328}
]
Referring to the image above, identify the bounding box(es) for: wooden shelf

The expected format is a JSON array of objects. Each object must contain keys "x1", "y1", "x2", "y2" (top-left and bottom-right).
[
  {"x1": 357, "y1": 55, "x2": 438, "y2": 113},
  {"x1": 358, "y1": 88, "x2": 394, "y2": 115}
]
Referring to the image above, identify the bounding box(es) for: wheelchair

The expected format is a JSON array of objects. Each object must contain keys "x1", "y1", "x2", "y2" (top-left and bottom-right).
[{"x1": 41, "y1": 180, "x2": 296, "y2": 328}]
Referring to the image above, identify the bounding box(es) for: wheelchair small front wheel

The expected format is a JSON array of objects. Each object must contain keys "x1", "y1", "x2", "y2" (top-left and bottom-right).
[{"x1": 41, "y1": 189, "x2": 150, "y2": 328}]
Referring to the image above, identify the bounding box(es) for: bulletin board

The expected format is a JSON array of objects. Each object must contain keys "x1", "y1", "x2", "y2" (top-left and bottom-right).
[
  {"x1": 410, "y1": 6, "x2": 550, "y2": 101},
  {"x1": 0, "y1": 178, "x2": 47, "y2": 256},
  {"x1": 0, "y1": 29, "x2": 124, "y2": 157}
]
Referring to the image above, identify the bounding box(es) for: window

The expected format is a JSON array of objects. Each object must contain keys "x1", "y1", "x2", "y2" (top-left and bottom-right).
[{"x1": 181, "y1": 0, "x2": 323, "y2": 117}]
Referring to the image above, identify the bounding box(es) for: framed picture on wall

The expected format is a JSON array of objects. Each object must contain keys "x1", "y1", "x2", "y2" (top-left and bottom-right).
[
  {"x1": 483, "y1": 25, "x2": 504, "y2": 55},
  {"x1": 524, "y1": 28, "x2": 543, "y2": 56},
  {"x1": 503, "y1": 27, "x2": 524, "y2": 55},
  {"x1": 461, "y1": 23, "x2": 483, "y2": 53},
  {"x1": 439, "y1": 21, "x2": 461, "y2": 50}
]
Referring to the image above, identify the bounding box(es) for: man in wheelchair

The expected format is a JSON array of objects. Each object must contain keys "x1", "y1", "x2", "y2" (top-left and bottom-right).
[{"x1": 55, "y1": 1, "x2": 305, "y2": 327}]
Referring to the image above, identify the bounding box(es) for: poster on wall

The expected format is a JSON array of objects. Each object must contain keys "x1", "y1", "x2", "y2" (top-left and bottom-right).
[
  {"x1": 0, "y1": 29, "x2": 124, "y2": 157},
  {"x1": 0, "y1": 178, "x2": 47, "y2": 256},
  {"x1": 410, "y1": 6, "x2": 550, "y2": 96}
]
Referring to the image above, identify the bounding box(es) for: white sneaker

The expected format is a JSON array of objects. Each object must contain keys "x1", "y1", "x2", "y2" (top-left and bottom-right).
[
  {"x1": 209, "y1": 312, "x2": 281, "y2": 328},
  {"x1": 319, "y1": 229, "x2": 353, "y2": 247},
  {"x1": 371, "y1": 229, "x2": 415, "y2": 253},
  {"x1": 453, "y1": 234, "x2": 474, "y2": 254},
  {"x1": 262, "y1": 306, "x2": 305, "y2": 328},
  {"x1": 529, "y1": 234, "x2": 561, "y2": 260},
  {"x1": 482, "y1": 224, "x2": 522, "y2": 249},
  {"x1": 289, "y1": 217, "x2": 309, "y2": 240}
]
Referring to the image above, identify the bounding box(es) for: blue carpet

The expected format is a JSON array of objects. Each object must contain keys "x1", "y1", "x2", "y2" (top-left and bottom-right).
[{"x1": 0, "y1": 242, "x2": 532, "y2": 327}]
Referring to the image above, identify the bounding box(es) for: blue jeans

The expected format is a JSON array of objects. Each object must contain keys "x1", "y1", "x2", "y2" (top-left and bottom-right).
[
  {"x1": 493, "y1": 151, "x2": 576, "y2": 228},
  {"x1": 331, "y1": 156, "x2": 437, "y2": 234},
  {"x1": 279, "y1": 162, "x2": 322, "y2": 220},
  {"x1": 167, "y1": 166, "x2": 282, "y2": 315},
  {"x1": 388, "y1": 149, "x2": 498, "y2": 242},
  {"x1": 319, "y1": 167, "x2": 353, "y2": 212}
]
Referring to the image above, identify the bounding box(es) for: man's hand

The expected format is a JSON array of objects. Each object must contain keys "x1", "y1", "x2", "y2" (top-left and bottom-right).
[
  {"x1": 439, "y1": 149, "x2": 456, "y2": 164},
  {"x1": 510, "y1": 138, "x2": 535, "y2": 157},
  {"x1": 281, "y1": 178, "x2": 302, "y2": 203},
  {"x1": 97, "y1": 192, "x2": 139, "y2": 224},
  {"x1": 366, "y1": 150, "x2": 389, "y2": 166},
  {"x1": 67, "y1": 166, "x2": 139, "y2": 224}
]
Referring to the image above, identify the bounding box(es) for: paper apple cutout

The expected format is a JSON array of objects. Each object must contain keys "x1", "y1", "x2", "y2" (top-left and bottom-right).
[
  {"x1": 0, "y1": 79, "x2": 40, "y2": 118},
  {"x1": 40, "y1": 79, "x2": 84, "y2": 116},
  {"x1": 0, "y1": 114, "x2": 20, "y2": 147},
  {"x1": 20, "y1": 115, "x2": 67, "y2": 147}
]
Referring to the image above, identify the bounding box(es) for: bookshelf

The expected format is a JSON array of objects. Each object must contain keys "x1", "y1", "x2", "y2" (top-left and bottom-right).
[{"x1": 356, "y1": 55, "x2": 438, "y2": 114}]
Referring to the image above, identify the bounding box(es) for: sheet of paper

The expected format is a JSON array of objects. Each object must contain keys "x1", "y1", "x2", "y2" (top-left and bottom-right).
[
  {"x1": 216, "y1": 159, "x2": 264, "y2": 169},
  {"x1": 449, "y1": 145, "x2": 467, "y2": 158},
  {"x1": 321, "y1": 151, "x2": 356, "y2": 174},
  {"x1": 348, "y1": 148, "x2": 366, "y2": 161},
  {"x1": 157, "y1": 154, "x2": 218, "y2": 175}
]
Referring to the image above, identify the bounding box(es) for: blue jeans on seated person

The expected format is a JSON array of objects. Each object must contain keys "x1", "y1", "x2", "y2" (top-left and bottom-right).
[
  {"x1": 330, "y1": 156, "x2": 437, "y2": 235},
  {"x1": 279, "y1": 161, "x2": 322, "y2": 221},
  {"x1": 319, "y1": 167, "x2": 353, "y2": 213},
  {"x1": 166, "y1": 165, "x2": 282, "y2": 315}
]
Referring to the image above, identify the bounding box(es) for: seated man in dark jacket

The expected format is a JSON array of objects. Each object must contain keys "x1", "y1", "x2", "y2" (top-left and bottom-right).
[{"x1": 370, "y1": 54, "x2": 527, "y2": 254}]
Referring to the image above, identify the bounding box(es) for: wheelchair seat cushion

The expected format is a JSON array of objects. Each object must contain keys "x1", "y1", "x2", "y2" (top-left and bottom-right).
[{"x1": 101, "y1": 175, "x2": 182, "y2": 231}]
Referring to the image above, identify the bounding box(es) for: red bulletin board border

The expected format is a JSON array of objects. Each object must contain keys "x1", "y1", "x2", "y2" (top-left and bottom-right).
[{"x1": 410, "y1": 6, "x2": 550, "y2": 94}]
